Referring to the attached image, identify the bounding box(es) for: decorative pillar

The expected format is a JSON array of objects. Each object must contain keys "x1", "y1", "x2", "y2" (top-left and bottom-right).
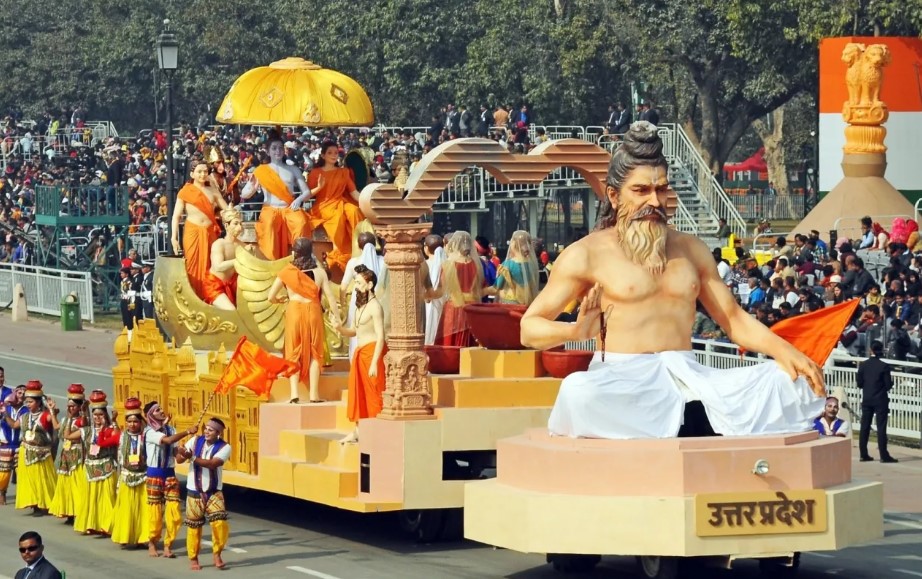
[{"x1": 375, "y1": 223, "x2": 434, "y2": 419}]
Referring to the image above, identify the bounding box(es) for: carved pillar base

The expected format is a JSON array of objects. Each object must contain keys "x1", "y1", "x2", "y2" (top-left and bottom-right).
[
  {"x1": 375, "y1": 223, "x2": 434, "y2": 419},
  {"x1": 843, "y1": 125, "x2": 887, "y2": 155}
]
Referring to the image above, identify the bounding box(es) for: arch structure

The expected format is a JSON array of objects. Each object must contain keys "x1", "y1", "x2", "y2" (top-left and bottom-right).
[{"x1": 359, "y1": 138, "x2": 613, "y2": 226}]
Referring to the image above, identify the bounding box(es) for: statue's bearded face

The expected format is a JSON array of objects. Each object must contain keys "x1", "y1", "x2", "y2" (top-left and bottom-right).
[{"x1": 609, "y1": 166, "x2": 671, "y2": 275}]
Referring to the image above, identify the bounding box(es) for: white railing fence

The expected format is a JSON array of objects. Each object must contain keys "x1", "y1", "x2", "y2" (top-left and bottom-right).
[
  {"x1": 563, "y1": 337, "x2": 921, "y2": 443},
  {"x1": 0, "y1": 263, "x2": 94, "y2": 322}
]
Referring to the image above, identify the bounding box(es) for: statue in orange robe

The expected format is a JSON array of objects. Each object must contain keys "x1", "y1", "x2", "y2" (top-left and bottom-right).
[
  {"x1": 202, "y1": 205, "x2": 246, "y2": 310},
  {"x1": 170, "y1": 161, "x2": 227, "y2": 300},
  {"x1": 268, "y1": 238, "x2": 341, "y2": 404},
  {"x1": 240, "y1": 138, "x2": 313, "y2": 260},
  {"x1": 335, "y1": 265, "x2": 386, "y2": 444},
  {"x1": 308, "y1": 143, "x2": 365, "y2": 276}
]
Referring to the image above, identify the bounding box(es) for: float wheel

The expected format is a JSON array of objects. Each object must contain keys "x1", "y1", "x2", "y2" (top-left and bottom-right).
[
  {"x1": 545, "y1": 554, "x2": 601, "y2": 573},
  {"x1": 636, "y1": 556, "x2": 680, "y2": 579},
  {"x1": 397, "y1": 509, "x2": 447, "y2": 543}
]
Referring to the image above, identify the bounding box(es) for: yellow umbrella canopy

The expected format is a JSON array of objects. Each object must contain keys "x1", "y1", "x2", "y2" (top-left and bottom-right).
[{"x1": 216, "y1": 57, "x2": 374, "y2": 127}]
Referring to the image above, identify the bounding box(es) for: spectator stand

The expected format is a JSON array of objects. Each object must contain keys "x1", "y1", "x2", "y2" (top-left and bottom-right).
[{"x1": 33, "y1": 184, "x2": 130, "y2": 311}]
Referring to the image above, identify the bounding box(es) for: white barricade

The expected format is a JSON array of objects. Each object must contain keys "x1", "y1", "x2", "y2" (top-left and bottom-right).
[{"x1": 0, "y1": 263, "x2": 94, "y2": 323}]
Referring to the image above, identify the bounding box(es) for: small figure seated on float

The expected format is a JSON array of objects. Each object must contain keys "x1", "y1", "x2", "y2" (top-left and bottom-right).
[
  {"x1": 203, "y1": 205, "x2": 264, "y2": 311},
  {"x1": 518, "y1": 122, "x2": 827, "y2": 440}
]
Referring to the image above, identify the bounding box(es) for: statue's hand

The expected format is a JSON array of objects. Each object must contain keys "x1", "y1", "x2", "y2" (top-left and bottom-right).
[
  {"x1": 574, "y1": 283, "x2": 603, "y2": 342},
  {"x1": 171, "y1": 237, "x2": 180, "y2": 255},
  {"x1": 775, "y1": 344, "x2": 825, "y2": 397},
  {"x1": 368, "y1": 364, "x2": 378, "y2": 378}
]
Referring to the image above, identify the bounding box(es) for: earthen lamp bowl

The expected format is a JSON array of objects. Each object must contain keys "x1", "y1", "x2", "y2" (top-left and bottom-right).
[
  {"x1": 541, "y1": 348, "x2": 595, "y2": 378},
  {"x1": 424, "y1": 345, "x2": 462, "y2": 374},
  {"x1": 463, "y1": 303, "x2": 529, "y2": 350}
]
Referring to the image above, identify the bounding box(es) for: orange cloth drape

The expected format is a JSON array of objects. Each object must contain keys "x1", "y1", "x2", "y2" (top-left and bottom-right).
[
  {"x1": 182, "y1": 221, "x2": 218, "y2": 300},
  {"x1": 253, "y1": 165, "x2": 295, "y2": 204},
  {"x1": 307, "y1": 168, "x2": 364, "y2": 272},
  {"x1": 347, "y1": 341, "x2": 388, "y2": 422},
  {"x1": 178, "y1": 184, "x2": 220, "y2": 299},
  {"x1": 770, "y1": 298, "x2": 862, "y2": 367},
  {"x1": 278, "y1": 264, "x2": 325, "y2": 381},
  {"x1": 202, "y1": 272, "x2": 237, "y2": 305},
  {"x1": 257, "y1": 206, "x2": 310, "y2": 260},
  {"x1": 214, "y1": 336, "x2": 298, "y2": 398}
]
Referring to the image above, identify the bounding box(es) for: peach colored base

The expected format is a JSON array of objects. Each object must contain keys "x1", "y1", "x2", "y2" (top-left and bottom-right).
[{"x1": 496, "y1": 429, "x2": 852, "y2": 496}]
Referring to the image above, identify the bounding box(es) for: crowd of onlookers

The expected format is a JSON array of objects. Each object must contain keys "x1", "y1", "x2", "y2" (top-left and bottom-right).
[{"x1": 703, "y1": 217, "x2": 922, "y2": 363}]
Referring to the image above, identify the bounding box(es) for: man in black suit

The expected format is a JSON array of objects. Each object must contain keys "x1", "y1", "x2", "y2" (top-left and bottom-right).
[
  {"x1": 15, "y1": 531, "x2": 62, "y2": 579},
  {"x1": 613, "y1": 102, "x2": 632, "y2": 134},
  {"x1": 856, "y1": 340, "x2": 898, "y2": 463}
]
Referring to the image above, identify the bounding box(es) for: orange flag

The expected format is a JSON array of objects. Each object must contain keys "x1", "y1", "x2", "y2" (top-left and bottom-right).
[
  {"x1": 769, "y1": 299, "x2": 862, "y2": 366},
  {"x1": 214, "y1": 336, "x2": 299, "y2": 398}
]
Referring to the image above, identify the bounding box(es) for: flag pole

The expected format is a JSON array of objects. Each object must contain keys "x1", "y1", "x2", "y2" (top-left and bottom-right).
[{"x1": 195, "y1": 389, "x2": 219, "y2": 429}]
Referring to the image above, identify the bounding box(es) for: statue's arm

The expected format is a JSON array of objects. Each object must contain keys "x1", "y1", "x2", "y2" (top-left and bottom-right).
[
  {"x1": 170, "y1": 198, "x2": 186, "y2": 248},
  {"x1": 290, "y1": 169, "x2": 312, "y2": 209},
  {"x1": 240, "y1": 178, "x2": 258, "y2": 200},
  {"x1": 520, "y1": 244, "x2": 592, "y2": 350},
  {"x1": 691, "y1": 236, "x2": 785, "y2": 356},
  {"x1": 370, "y1": 300, "x2": 385, "y2": 368},
  {"x1": 210, "y1": 242, "x2": 235, "y2": 273}
]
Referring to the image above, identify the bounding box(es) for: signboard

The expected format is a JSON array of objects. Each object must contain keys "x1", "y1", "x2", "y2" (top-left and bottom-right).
[{"x1": 695, "y1": 490, "x2": 827, "y2": 537}]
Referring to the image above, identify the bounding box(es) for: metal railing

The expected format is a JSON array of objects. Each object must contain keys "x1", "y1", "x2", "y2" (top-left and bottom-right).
[
  {"x1": 563, "y1": 337, "x2": 921, "y2": 442},
  {"x1": 0, "y1": 263, "x2": 94, "y2": 322},
  {"x1": 666, "y1": 124, "x2": 746, "y2": 238},
  {"x1": 729, "y1": 194, "x2": 807, "y2": 221}
]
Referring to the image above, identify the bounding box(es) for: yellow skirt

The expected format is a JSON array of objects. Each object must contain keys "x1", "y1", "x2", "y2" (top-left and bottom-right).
[
  {"x1": 14, "y1": 453, "x2": 57, "y2": 510},
  {"x1": 74, "y1": 475, "x2": 116, "y2": 534},
  {"x1": 110, "y1": 483, "x2": 151, "y2": 546},
  {"x1": 49, "y1": 465, "x2": 88, "y2": 518}
]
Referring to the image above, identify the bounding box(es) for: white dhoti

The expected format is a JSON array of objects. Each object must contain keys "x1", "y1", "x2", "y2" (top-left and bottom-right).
[{"x1": 548, "y1": 351, "x2": 824, "y2": 439}]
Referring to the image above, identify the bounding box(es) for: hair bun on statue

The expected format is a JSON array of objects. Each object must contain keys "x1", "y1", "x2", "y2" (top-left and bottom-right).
[{"x1": 621, "y1": 121, "x2": 663, "y2": 160}]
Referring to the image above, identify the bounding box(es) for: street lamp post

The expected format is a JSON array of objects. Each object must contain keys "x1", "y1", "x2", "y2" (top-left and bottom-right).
[{"x1": 156, "y1": 19, "x2": 179, "y2": 253}]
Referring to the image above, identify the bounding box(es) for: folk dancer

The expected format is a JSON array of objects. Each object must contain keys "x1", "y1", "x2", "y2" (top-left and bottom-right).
[
  {"x1": 140, "y1": 261, "x2": 155, "y2": 319},
  {"x1": 68, "y1": 390, "x2": 119, "y2": 535},
  {"x1": 177, "y1": 418, "x2": 233, "y2": 571},
  {"x1": 308, "y1": 141, "x2": 365, "y2": 275},
  {"x1": 494, "y1": 230, "x2": 540, "y2": 306},
  {"x1": 111, "y1": 398, "x2": 150, "y2": 547},
  {"x1": 339, "y1": 232, "x2": 389, "y2": 358},
  {"x1": 521, "y1": 122, "x2": 824, "y2": 440},
  {"x1": 0, "y1": 384, "x2": 27, "y2": 505},
  {"x1": 336, "y1": 265, "x2": 387, "y2": 444},
  {"x1": 118, "y1": 267, "x2": 136, "y2": 338},
  {"x1": 202, "y1": 205, "x2": 245, "y2": 310},
  {"x1": 48, "y1": 384, "x2": 88, "y2": 523},
  {"x1": 433, "y1": 231, "x2": 485, "y2": 347},
  {"x1": 240, "y1": 134, "x2": 313, "y2": 260},
  {"x1": 6, "y1": 380, "x2": 58, "y2": 513},
  {"x1": 144, "y1": 401, "x2": 196, "y2": 558},
  {"x1": 269, "y1": 238, "x2": 341, "y2": 404},
  {"x1": 171, "y1": 159, "x2": 228, "y2": 300},
  {"x1": 423, "y1": 234, "x2": 446, "y2": 345},
  {"x1": 813, "y1": 396, "x2": 849, "y2": 437}
]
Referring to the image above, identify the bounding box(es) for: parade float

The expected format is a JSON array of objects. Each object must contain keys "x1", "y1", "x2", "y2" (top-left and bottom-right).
[{"x1": 113, "y1": 53, "x2": 885, "y2": 572}]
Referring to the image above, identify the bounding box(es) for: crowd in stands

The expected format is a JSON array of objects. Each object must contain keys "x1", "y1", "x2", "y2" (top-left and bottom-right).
[{"x1": 706, "y1": 217, "x2": 922, "y2": 363}]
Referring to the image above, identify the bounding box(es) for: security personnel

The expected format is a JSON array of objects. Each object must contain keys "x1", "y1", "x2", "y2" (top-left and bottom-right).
[{"x1": 140, "y1": 261, "x2": 155, "y2": 319}]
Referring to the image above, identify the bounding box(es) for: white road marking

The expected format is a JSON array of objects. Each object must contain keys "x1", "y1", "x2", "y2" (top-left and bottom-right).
[
  {"x1": 805, "y1": 552, "x2": 835, "y2": 558},
  {"x1": 0, "y1": 352, "x2": 111, "y2": 377},
  {"x1": 287, "y1": 566, "x2": 343, "y2": 579},
  {"x1": 894, "y1": 556, "x2": 922, "y2": 562},
  {"x1": 894, "y1": 570, "x2": 922, "y2": 578},
  {"x1": 886, "y1": 517, "x2": 922, "y2": 531},
  {"x1": 201, "y1": 539, "x2": 247, "y2": 554}
]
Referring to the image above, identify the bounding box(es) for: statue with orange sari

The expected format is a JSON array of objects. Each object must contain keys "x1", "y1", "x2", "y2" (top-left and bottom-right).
[
  {"x1": 240, "y1": 135, "x2": 314, "y2": 260},
  {"x1": 307, "y1": 141, "x2": 364, "y2": 275},
  {"x1": 335, "y1": 265, "x2": 387, "y2": 444},
  {"x1": 171, "y1": 160, "x2": 229, "y2": 299},
  {"x1": 433, "y1": 231, "x2": 486, "y2": 347},
  {"x1": 267, "y1": 238, "x2": 341, "y2": 404}
]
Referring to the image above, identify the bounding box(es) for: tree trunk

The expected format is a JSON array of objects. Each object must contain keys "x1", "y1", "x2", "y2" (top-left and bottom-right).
[{"x1": 753, "y1": 107, "x2": 794, "y2": 218}]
